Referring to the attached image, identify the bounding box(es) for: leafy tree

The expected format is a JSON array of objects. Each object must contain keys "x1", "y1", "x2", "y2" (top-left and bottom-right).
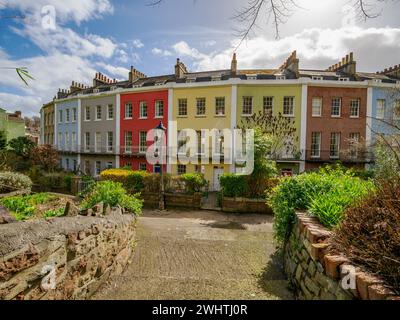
[
  {"x1": 240, "y1": 111, "x2": 299, "y2": 161},
  {"x1": 30, "y1": 144, "x2": 60, "y2": 172},
  {"x1": 8, "y1": 136, "x2": 35, "y2": 158}
]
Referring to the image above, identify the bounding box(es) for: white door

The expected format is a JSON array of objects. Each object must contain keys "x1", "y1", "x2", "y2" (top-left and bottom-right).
[{"x1": 213, "y1": 168, "x2": 224, "y2": 191}]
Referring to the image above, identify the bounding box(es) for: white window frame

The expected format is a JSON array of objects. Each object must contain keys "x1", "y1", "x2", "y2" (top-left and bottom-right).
[
  {"x1": 124, "y1": 131, "x2": 132, "y2": 154},
  {"x1": 139, "y1": 101, "x2": 148, "y2": 119},
  {"x1": 72, "y1": 132, "x2": 76, "y2": 151},
  {"x1": 107, "y1": 131, "x2": 113, "y2": 153},
  {"x1": 65, "y1": 109, "x2": 70, "y2": 123},
  {"x1": 331, "y1": 98, "x2": 342, "y2": 118},
  {"x1": 312, "y1": 97, "x2": 322, "y2": 117},
  {"x1": 263, "y1": 96, "x2": 273, "y2": 116},
  {"x1": 242, "y1": 96, "x2": 253, "y2": 116},
  {"x1": 178, "y1": 99, "x2": 188, "y2": 117},
  {"x1": 215, "y1": 97, "x2": 225, "y2": 116},
  {"x1": 283, "y1": 97, "x2": 295, "y2": 117},
  {"x1": 196, "y1": 98, "x2": 206, "y2": 116},
  {"x1": 107, "y1": 104, "x2": 114, "y2": 120},
  {"x1": 95, "y1": 132, "x2": 101, "y2": 153},
  {"x1": 65, "y1": 132, "x2": 70, "y2": 151},
  {"x1": 85, "y1": 132, "x2": 90, "y2": 152},
  {"x1": 72, "y1": 108, "x2": 77, "y2": 122},
  {"x1": 96, "y1": 105, "x2": 102, "y2": 121},
  {"x1": 125, "y1": 103, "x2": 133, "y2": 119},
  {"x1": 58, "y1": 110, "x2": 63, "y2": 123},
  {"x1": 177, "y1": 164, "x2": 187, "y2": 175},
  {"x1": 376, "y1": 99, "x2": 385, "y2": 119},
  {"x1": 139, "y1": 163, "x2": 147, "y2": 171},
  {"x1": 85, "y1": 106, "x2": 91, "y2": 121},
  {"x1": 330, "y1": 132, "x2": 341, "y2": 159},
  {"x1": 311, "y1": 132, "x2": 321, "y2": 158},
  {"x1": 393, "y1": 100, "x2": 400, "y2": 120},
  {"x1": 350, "y1": 99, "x2": 360, "y2": 118},
  {"x1": 155, "y1": 100, "x2": 164, "y2": 118},
  {"x1": 139, "y1": 131, "x2": 147, "y2": 153}
]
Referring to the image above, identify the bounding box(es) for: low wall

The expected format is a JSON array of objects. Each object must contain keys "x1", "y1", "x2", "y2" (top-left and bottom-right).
[
  {"x1": 142, "y1": 192, "x2": 202, "y2": 210},
  {"x1": 222, "y1": 197, "x2": 273, "y2": 214},
  {"x1": 0, "y1": 209, "x2": 136, "y2": 300},
  {"x1": 284, "y1": 213, "x2": 399, "y2": 300}
]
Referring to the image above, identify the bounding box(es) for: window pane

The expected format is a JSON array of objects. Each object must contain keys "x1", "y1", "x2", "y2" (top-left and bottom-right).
[
  {"x1": 283, "y1": 97, "x2": 294, "y2": 116},
  {"x1": 263, "y1": 97, "x2": 273, "y2": 115},
  {"x1": 215, "y1": 97, "x2": 225, "y2": 115},
  {"x1": 312, "y1": 98, "x2": 322, "y2": 117},
  {"x1": 178, "y1": 99, "x2": 187, "y2": 116},
  {"x1": 331, "y1": 98, "x2": 341, "y2": 117}
]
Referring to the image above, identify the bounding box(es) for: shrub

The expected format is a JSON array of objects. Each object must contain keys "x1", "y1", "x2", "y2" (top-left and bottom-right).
[
  {"x1": 220, "y1": 174, "x2": 248, "y2": 197},
  {"x1": 81, "y1": 181, "x2": 143, "y2": 215},
  {"x1": 0, "y1": 193, "x2": 56, "y2": 220},
  {"x1": 43, "y1": 207, "x2": 65, "y2": 219},
  {"x1": 268, "y1": 165, "x2": 375, "y2": 245},
  {"x1": 180, "y1": 173, "x2": 207, "y2": 194},
  {"x1": 100, "y1": 169, "x2": 149, "y2": 192},
  {"x1": 330, "y1": 180, "x2": 400, "y2": 293},
  {"x1": 30, "y1": 145, "x2": 60, "y2": 171},
  {"x1": 37, "y1": 172, "x2": 68, "y2": 191},
  {"x1": 0, "y1": 171, "x2": 32, "y2": 193}
]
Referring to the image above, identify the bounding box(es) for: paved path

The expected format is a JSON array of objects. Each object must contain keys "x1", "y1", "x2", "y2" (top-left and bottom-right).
[{"x1": 92, "y1": 210, "x2": 293, "y2": 300}]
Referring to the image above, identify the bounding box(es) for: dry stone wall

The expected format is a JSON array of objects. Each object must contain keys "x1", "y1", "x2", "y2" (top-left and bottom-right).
[
  {"x1": 284, "y1": 213, "x2": 399, "y2": 300},
  {"x1": 0, "y1": 209, "x2": 136, "y2": 300}
]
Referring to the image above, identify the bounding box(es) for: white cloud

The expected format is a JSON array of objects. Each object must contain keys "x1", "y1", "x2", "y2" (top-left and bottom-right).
[
  {"x1": 171, "y1": 27, "x2": 400, "y2": 72},
  {"x1": 12, "y1": 24, "x2": 118, "y2": 59},
  {"x1": 152, "y1": 47, "x2": 173, "y2": 57},
  {"x1": 96, "y1": 63, "x2": 129, "y2": 79},
  {"x1": 0, "y1": 93, "x2": 42, "y2": 117},
  {"x1": 132, "y1": 39, "x2": 144, "y2": 48},
  {"x1": 2, "y1": 0, "x2": 113, "y2": 24}
]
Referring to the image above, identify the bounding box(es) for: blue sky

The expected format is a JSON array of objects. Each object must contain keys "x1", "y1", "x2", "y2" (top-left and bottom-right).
[{"x1": 0, "y1": 0, "x2": 399, "y2": 116}]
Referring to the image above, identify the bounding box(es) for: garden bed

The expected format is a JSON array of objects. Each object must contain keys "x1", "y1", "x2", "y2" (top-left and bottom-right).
[{"x1": 0, "y1": 192, "x2": 79, "y2": 221}]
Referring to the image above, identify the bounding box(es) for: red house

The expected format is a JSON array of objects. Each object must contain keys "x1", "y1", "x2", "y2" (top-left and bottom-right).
[{"x1": 120, "y1": 90, "x2": 168, "y2": 173}]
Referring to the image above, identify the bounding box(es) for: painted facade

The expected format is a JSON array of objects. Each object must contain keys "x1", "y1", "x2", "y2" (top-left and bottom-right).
[
  {"x1": 40, "y1": 102, "x2": 55, "y2": 145},
  {"x1": 171, "y1": 85, "x2": 233, "y2": 190},
  {"x1": 81, "y1": 95, "x2": 117, "y2": 176},
  {"x1": 120, "y1": 89, "x2": 168, "y2": 173},
  {"x1": 55, "y1": 99, "x2": 79, "y2": 171},
  {"x1": 237, "y1": 83, "x2": 303, "y2": 174},
  {"x1": 0, "y1": 109, "x2": 25, "y2": 143},
  {"x1": 370, "y1": 86, "x2": 400, "y2": 142}
]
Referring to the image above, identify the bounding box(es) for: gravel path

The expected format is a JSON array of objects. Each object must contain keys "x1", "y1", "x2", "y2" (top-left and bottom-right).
[{"x1": 92, "y1": 209, "x2": 293, "y2": 300}]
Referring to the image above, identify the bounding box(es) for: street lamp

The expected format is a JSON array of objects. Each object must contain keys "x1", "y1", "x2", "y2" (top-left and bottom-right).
[{"x1": 155, "y1": 121, "x2": 166, "y2": 210}]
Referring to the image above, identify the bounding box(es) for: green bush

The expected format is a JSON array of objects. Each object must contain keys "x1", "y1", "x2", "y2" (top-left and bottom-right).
[
  {"x1": 100, "y1": 169, "x2": 150, "y2": 192},
  {"x1": 81, "y1": 181, "x2": 143, "y2": 215},
  {"x1": 180, "y1": 173, "x2": 207, "y2": 194},
  {"x1": 0, "y1": 193, "x2": 56, "y2": 220},
  {"x1": 268, "y1": 165, "x2": 375, "y2": 245},
  {"x1": 220, "y1": 174, "x2": 248, "y2": 197},
  {"x1": 0, "y1": 171, "x2": 33, "y2": 193},
  {"x1": 43, "y1": 207, "x2": 65, "y2": 219}
]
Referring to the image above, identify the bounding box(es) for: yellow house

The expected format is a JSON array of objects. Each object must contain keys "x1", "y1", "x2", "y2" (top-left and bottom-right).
[
  {"x1": 237, "y1": 83, "x2": 304, "y2": 174},
  {"x1": 170, "y1": 83, "x2": 234, "y2": 191}
]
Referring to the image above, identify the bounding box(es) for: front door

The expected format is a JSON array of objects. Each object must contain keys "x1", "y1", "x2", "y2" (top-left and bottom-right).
[{"x1": 213, "y1": 168, "x2": 224, "y2": 191}]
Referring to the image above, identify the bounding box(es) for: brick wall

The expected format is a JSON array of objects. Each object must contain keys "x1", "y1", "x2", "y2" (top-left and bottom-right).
[
  {"x1": 0, "y1": 209, "x2": 136, "y2": 300},
  {"x1": 284, "y1": 212, "x2": 399, "y2": 300}
]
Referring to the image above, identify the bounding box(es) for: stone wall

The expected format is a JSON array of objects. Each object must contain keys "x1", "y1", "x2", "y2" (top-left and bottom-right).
[
  {"x1": 284, "y1": 212, "x2": 399, "y2": 300},
  {"x1": 0, "y1": 209, "x2": 136, "y2": 300},
  {"x1": 142, "y1": 192, "x2": 202, "y2": 210},
  {"x1": 222, "y1": 197, "x2": 273, "y2": 214}
]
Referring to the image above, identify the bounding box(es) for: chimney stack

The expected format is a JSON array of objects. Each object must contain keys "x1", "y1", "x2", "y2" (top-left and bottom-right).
[
  {"x1": 129, "y1": 66, "x2": 146, "y2": 83},
  {"x1": 231, "y1": 53, "x2": 238, "y2": 76},
  {"x1": 175, "y1": 58, "x2": 188, "y2": 79},
  {"x1": 326, "y1": 52, "x2": 357, "y2": 76},
  {"x1": 279, "y1": 51, "x2": 299, "y2": 78}
]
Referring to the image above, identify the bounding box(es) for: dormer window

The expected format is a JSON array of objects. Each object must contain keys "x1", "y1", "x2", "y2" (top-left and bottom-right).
[
  {"x1": 93, "y1": 88, "x2": 100, "y2": 93},
  {"x1": 133, "y1": 84, "x2": 141, "y2": 88},
  {"x1": 246, "y1": 75, "x2": 257, "y2": 80},
  {"x1": 312, "y1": 76, "x2": 323, "y2": 81},
  {"x1": 276, "y1": 75, "x2": 286, "y2": 80},
  {"x1": 339, "y1": 77, "x2": 350, "y2": 82},
  {"x1": 110, "y1": 86, "x2": 118, "y2": 91},
  {"x1": 211, "y1": 75, "x2": 221, "y2": 81},
  {"x1": 372, "y1": 79, "x2": 382, "y2": 84},
  {"x1": 186, "y1": 78, "x2": 196, "y2": 83}
]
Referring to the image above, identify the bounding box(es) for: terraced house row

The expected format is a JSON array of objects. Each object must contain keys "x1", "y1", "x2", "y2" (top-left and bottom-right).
[{"x1": 40, "y1": 51, "x2": 400, "y2": 190}]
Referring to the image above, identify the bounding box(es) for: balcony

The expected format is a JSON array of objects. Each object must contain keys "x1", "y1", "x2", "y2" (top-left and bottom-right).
[
  {"x1": 80, "y1": 144, "x2": 115, "y2": 155},
  {"x1": 305, "y1": 149, "x2": 374, "y2": 163},
  {"x1": 120, "y1": 146, "x2": 147, "y2": 157}
]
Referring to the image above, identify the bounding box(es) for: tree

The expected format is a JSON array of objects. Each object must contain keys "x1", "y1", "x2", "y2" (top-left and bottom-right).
[
  {"x1": 0, "y1": 130, "x2": 7, "y2": 151},
  {"x1": 240, "y1": 111, "x2": 299, "y2": 160},
  {"x1": 7, "y1": 136, "x2": 35, "y2": 158},
  {"x1": 149, "y1": 0, "x2": 395, "y2": 43},
  {"x1": 30, "y1": 144, "x2": 60, "y2": 172}
]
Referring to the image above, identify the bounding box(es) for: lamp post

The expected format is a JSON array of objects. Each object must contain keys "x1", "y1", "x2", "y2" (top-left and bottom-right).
[{"x1": 155, "y1": 121, "x2": 166, "y2": 210}]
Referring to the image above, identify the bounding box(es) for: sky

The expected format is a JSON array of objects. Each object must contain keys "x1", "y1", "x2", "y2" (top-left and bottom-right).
[{"x1": 0, "y1": 0, "x2": 399, "y2": 117}]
